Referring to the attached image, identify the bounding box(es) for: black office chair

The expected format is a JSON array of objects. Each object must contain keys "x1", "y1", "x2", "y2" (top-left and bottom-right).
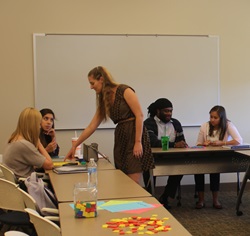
[
  {"x1": 143, "y1": 171, "x2": 182, "y2": 207},
  {"x1": 236, "y1": 164, "x2": 250, "y2": 216}
]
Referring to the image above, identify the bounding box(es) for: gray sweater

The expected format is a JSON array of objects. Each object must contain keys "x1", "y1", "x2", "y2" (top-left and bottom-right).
[{"x1": 3, "y1": 140, "x2": 45, "y2": 178}]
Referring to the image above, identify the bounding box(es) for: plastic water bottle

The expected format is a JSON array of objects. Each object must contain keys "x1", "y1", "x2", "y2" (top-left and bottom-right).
[{"x1": 87, "y1": 158, "x2": 97, "y2": 187}]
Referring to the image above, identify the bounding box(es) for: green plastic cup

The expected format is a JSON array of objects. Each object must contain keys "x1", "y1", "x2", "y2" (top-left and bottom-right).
[{"x1": 161, "y1": 136, "x2": 170, "y2": 150}]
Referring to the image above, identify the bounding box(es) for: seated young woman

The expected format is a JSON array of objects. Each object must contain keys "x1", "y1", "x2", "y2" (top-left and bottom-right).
[
  {"x1": 2, "y1": 107, "x2": 54, "y2": 179},
  {"x1": 40, "y1": 108, "x2": 60, "y2": 157},
  {"x1": 194, "y1": 105, "x2": 242, "y2": 209}
]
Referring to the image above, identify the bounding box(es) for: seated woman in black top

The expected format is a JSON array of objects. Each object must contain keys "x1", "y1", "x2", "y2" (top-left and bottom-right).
[{"x1": 40, "y1": 108, "x2": 59, "y2": 157}]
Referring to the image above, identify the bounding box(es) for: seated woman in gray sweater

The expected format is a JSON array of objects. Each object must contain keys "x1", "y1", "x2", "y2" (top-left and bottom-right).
[{"x1": 3, "y1": 107, "x2": 53, "y2": 178}]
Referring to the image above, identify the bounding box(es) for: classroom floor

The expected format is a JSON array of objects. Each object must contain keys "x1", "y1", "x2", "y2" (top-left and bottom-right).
[{"x1": 155, "y1": 183, "x2": 250, "y2": 236}]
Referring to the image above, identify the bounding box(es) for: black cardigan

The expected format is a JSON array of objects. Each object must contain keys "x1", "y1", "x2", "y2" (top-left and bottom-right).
[{"x1": 144, "y1": 117, "x2": 186, "y2": 148}]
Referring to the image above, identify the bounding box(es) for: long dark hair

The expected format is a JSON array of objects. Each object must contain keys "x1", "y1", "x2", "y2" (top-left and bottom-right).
[
  {"x1": 39, "y1": 108, "x2": 56, "y2": 148},
  {"x1": 88, "y1": 66, "x2": 118, "y2": 121},
  {"x1": 209, "y1": 105, "x2": 228, "y2": 140}
]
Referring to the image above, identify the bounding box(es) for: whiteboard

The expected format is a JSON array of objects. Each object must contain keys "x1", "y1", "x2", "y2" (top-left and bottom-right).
[{"x1": 33, "y1": 34, "x2": 219, "y2": 129}]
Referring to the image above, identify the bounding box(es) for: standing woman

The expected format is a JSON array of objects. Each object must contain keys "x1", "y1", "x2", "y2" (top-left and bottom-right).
[
  {"x1": 3, "y1": 107, "x2": 54, "y2": 178},
  {"x1": 40, "y1": 108, "x2": 60, "y2": 157},
  {"x1": 195, "y1": 105, "x2": 243, "y2": 209},
  {"x1": 65, "y1": 66, "x2": 154, "y2": 184}
]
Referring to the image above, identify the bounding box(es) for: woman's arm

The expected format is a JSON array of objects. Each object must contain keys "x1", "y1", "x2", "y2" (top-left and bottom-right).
[
  {"x1": 210, "y1": 122, "x2": 242, "y2": 146},
  {"x1": 37, "y1": 140, "x2": 54, "y2": 170},
  {"x1": 64, "y1": 111, "x2": 103, "y2": 160},
  {"x1": 124, "y1": 88, "x2": 143, "y2": 158},
  {"x1": 46, "y1": 139, "x2": 58, "y2": 154},
  {"x1": 42, "y1": 129, "x2": 59, "y2": 155},
  {"x1": 225, "y1": 122, "x2": 243, "y2": 145},
  {"x1": 196, "y1": 123, "x2": 210, "y2": 146}
]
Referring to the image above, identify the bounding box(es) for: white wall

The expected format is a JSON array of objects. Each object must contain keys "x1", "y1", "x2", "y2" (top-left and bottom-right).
[{"x1": 1, "y1": 0, "x2": 250, "y2": 185}]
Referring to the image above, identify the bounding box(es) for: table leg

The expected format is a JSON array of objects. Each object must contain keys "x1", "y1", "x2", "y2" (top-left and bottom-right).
[{"x1": 149, "y1": 169, "x2": 155, "y2": 196}]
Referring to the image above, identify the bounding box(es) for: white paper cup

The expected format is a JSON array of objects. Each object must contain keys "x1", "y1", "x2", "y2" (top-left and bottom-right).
[{"x1": 72, "y1": 138, "x2": 82, "y2": 157}]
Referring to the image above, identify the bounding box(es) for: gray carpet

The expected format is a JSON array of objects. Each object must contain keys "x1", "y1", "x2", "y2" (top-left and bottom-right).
[{"x1": 155, "y1": 183, "x2": 250, "y2": 236}]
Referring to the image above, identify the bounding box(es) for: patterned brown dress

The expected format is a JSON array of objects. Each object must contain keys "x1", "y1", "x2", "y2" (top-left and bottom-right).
[{"x1": 109, "y1": 84, "x2": 155, "y2": 174}]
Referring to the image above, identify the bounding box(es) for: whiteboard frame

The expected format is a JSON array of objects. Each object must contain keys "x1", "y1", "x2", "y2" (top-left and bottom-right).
[{"x1": 33, "y1": 33, "x2": 220, "y2": 130}]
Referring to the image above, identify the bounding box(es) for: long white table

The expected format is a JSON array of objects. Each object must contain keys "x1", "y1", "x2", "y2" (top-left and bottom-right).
[
  {"x1": 50, "y1": 157, "x2": 192, "y2": 235},
  {"x1": 48, "y1": 169, "x2": 151, "y2": 202},
  {"x1": 149, "y1": 146, "x2": 250, "y2": 195}
]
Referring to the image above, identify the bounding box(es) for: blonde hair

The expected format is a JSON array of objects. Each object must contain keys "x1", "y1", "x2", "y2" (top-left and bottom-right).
[
  {"x1": 88, "y1": 66, "x2": 118, "y2": 120},
  {"x1": 9, "y1": 107, "x2": 42, "y2": 147}
]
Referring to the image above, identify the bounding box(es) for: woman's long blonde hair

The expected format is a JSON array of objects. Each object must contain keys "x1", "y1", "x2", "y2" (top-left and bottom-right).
[
  {"x1": 88, "y1": 66, "x2": 118, "y2": 121},
  {"x1": 8, "y1": 107, "x2": 42, "y2": 147}
]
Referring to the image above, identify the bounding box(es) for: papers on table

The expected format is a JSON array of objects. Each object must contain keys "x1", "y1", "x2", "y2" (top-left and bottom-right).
[
  {"x1": 69, "y1": 200, "x2": 162, "y2": 213},
  {"x1": 53, "y1": 161, "x2": 79, "y2": 167},
  {"x1": 53, "y1": 165, "x2": 87, "y2": 174},
  {"x1": 99, "y1": 200, "x2": 154, "y2": 212},
  {"x1": 222, "y1": 144, "x2": 250, "y2": 150}
]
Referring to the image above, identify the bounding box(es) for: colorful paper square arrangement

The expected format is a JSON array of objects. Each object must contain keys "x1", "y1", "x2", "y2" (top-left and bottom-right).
[
  {"x1": 74, "y1": 201, "x2": 97, "y2": 218},
  {"x1": 102, "y1": 214, "x2": 171, "y2": 235},
  {"x1": 99, "y1": 200, "x2": 154, "y2": 213}
]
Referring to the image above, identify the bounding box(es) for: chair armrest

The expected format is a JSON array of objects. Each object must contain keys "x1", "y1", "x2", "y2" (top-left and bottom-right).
[
  {"x1": 41, "y1": 207, "x2": 59, "y2": 215},
  {"x1": 36, "y1": 172, "x2": 50, "y2": 180},
  {"x1": 44, "y1": 216, "x2": 60, "y2": 222},
  {"x1": 18, "y1": 177, "x2": 26, "y2": 182}
]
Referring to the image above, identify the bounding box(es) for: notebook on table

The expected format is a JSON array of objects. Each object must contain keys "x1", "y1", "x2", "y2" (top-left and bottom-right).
[
  {"x1": 222, "y1": 144, "x2": 250, "y2": 150},
  {"x1": 53, "y1": 161, "x2": 79, "y2": 167},
  {"x1": 53, "y1": 165, "x2": 88, "y2": 174}
]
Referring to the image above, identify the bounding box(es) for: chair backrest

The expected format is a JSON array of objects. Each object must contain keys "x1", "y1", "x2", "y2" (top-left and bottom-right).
[
  {"x1": 19, "y1": 187, "x2": 37, "y2": 211},
  {"x1": 25, "y1": 208, "x2": 61, "y2": 236},
  {"x1": 19, "y1": 184, "x2": 59, "y2": 220},
  {"x1": 0, "y1": 164, "x2": 17, "y2": 183},
  {"x1": 0, "y1": 178, "x2": 25, "y2": 211}
]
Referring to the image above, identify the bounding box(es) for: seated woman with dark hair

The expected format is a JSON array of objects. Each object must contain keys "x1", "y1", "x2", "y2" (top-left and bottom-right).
[
  {"x1": 195, "y1": 105, "x2": 243, "y2": 209},
  {"x1": 40, "y1": 108, "x2": 60, "y2": 157}
]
